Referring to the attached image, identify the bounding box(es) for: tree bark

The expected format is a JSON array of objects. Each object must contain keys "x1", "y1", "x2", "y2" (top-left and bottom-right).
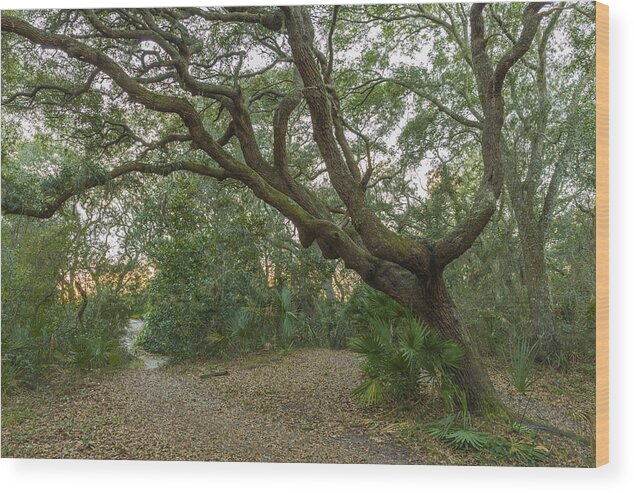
[
  {"x1": 409, "y1": 275, "x2": 501, "y2": 413},
  {"x1": 514, "y1": 213, "x2": 559, "y2": 358},
  {"x1": 354, "y1": 262, "x2": 501, "y2": 413}
]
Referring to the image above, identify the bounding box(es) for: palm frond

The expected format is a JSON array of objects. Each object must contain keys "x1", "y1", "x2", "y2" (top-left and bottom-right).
[
  {"x1": 399, "y1": 315, "x2": 428, "y2": 370},
  {"x1": 352, "y1": 377, "x2": 385, "y2": 405},
  {"x1": 443, "y1": 429, "x2": 491, "y2": 451},
  {"x1": 348, "y1": 333, "x2": 386, "y2": 356},
  {"x1": 508, "y1": 440, "x2": 550, "y2": 464},
  {"x1": 510, "y1": 337, "x2": 539, "y2": 393},
  {"x1": 426, "y1": 414, "x2": 457, "y2": 439},
  {"x1": 439, "y1": 342, "x2": 464, "y2": 370},
  {"x1": 367, "y1": 316, "x2": 393, "y2": 345}
]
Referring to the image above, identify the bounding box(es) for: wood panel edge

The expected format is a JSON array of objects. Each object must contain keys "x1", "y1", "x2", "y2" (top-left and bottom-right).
[{"x1": 595, "y1": 0, "x2": 609, "y2": 469}]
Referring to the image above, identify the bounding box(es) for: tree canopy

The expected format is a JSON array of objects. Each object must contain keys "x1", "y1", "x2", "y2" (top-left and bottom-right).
[{"x1": 1, "y1": 3, "x2": 596, "y2": 412}]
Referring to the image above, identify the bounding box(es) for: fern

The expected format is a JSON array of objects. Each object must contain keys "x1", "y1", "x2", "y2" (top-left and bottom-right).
[
  {"x1": 69, "y1": 332, "x2": 121, "y2": 370},
  {"x1": 426, "y1": 400, "x2": 491, "y2": 452},
  {"x1": 368, "y1": 317, "x2": 394, "y2": 345},
  {"x1": 205, "y1": 331, "x2": 228, "y2": 345},
  {"x1": 228, "y1": 309, "x2": 251, "y2": 339},
  {"x1": 439, "y1": 342, "x2": 465, "y2": 371},
  {"x1": 348, "y1": 333, "x2": 385, "y2": 356},
  {"x1": 346, "y1": 286, "x2": 409, "y2": 326}
]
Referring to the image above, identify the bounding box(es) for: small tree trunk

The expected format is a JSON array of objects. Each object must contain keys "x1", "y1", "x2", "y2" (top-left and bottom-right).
[
  {"x1": 74, "y1": 280, "x2": 88, "y2": 328},
  {"x1": 517, "y1": 222, "x2": 560, "y2": 359},
  {"x1": 409, "y1": 275, "x2": 502, "y2": 414}
]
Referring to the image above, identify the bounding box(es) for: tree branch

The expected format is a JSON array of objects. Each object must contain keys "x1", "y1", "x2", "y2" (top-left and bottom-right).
[
  {"x1": 1, "y1": 159, "x2": 230, "y2": 219},
  {"x1": 283, "y1": 6, "x2": 431, "y2": 276},
  {"x1": 433, "y1": 2, "x2": 547, "y2": 267}
]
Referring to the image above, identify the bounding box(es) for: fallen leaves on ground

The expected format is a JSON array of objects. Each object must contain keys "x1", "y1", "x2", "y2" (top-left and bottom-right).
[{"x1": 1, "y1": 348, "x2": 594, "y2": 466}]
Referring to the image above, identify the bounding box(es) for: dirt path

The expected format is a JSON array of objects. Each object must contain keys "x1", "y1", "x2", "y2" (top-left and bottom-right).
[
  {"x1": 1, "y1": 348, "x2": 425, "y2": 463},
  {"x1": 122, "y1": 319, "x2": 168, "y2": 370},
  {"x1": 2, "y1": 321, "x2": 595, "y2": 465}
]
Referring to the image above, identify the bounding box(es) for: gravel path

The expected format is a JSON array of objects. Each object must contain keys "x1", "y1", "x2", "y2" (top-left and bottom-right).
[{"x1": 1, "y1": 349, "x2": 424, "y2": 463}]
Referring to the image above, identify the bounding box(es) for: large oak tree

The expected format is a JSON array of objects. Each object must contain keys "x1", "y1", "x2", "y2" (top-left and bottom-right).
[{"x1": 1, "y1": 3, "x2": 558, "y2": 411}]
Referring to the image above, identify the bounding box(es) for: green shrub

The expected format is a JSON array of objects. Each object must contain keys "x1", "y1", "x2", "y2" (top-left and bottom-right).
[
  {"x1": 473, "y1": 308, "x2": 511, "y2": 356},
  {"x1": 346, "y1": 285, "x2": 410, "y2": 325},
  {"x1": 275, "y1": 286, "x2": 297, "y2": 345},
  {"x1": 510, "y1": 337, "x2": 539, "y2": 394},
  {"x1": 65, "y1": 286, "x2": 130, "y2": 370},
  {"x1": 426, "y1": 414, "x2": 550, "y2": 463},
  {"x1": 1, "y1": 359, "x2": 22, "y2": 396},
  {"x1": 206, "y1": 307, "x2": 256, "y2": 354},
  {"x1": 349, "y1": 311, "x2": 464, "y2": 405},
  {"x1": 443, "y1": 429, "x2": 492, "y2": 451},
  {"x1": 69, "y1": 333, "x2": 123, "y2": 370}
]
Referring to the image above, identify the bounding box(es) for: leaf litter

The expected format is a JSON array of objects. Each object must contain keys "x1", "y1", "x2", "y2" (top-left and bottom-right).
[{"x1": 1, "y1": 348, "x2": 594, "y2": 466}]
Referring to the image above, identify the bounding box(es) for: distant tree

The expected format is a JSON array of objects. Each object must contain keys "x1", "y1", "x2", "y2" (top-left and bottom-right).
[{"x1": 502, "y1": 9, "x2": 595, "y2": 358}]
